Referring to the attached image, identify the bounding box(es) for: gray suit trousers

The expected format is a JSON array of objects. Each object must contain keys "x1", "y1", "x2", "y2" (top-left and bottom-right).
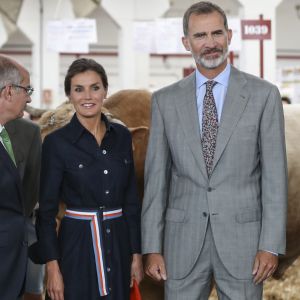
[{"x1": 165, "y1": 221, "x2": 263, "y2": 300}]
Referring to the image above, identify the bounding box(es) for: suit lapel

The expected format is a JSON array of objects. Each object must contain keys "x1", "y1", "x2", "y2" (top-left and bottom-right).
[
  {"x1": 6, "y1": 121, "x2": 25, "y2": 179},
  {"x1": 175, "y1": 73, "x2": 208, "y2": 180},
  {"x1": 211, "y1": 67, "x2": 250, "y2": 173},
  {"x1": 0, "y1": 142, "x2": 23, "y2": 189},
  {"x1": 2, "y1": 122, "x2": 25, "y2": 210}
]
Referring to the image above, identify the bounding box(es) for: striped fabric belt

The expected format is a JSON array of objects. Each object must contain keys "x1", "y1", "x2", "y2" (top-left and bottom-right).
[{"x1": 65, "y1": 207, "x2": 123, "y2": 296}]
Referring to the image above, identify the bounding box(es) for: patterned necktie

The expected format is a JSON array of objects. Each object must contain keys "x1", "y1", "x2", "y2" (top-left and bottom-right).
[
  {"x1": 202, "y1": 80, "x2": 218, "y2": 176},
  {"x1": 0, "y1": 128, "x2": 16, "y2": 166}
]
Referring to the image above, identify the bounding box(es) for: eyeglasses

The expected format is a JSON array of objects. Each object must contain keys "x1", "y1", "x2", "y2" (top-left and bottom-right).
[{"x1": 12, "y1": 84, "x2": 34, "y2": 96}]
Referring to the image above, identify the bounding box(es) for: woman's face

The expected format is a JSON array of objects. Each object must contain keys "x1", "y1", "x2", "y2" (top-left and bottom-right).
[{"x1": 68, "y1": 70, "x2": 107, "y2": 120}]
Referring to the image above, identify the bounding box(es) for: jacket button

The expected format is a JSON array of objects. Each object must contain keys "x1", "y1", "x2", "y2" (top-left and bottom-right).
[
  {"x1": 104, "y1": 170, "x2": 108, "y2": 174},
  {"x1": 207, "y1": 187, "x2": 212, "y2": 192},
  {"x1": 102, "y1": 149, "x2": 107, "y2": 154},
  {"x1": 203, "y1": 212, "x2": 208, "y2": 217},
  {"x1": 78, "y1": 164, "x2": 84, "y2": 169}
]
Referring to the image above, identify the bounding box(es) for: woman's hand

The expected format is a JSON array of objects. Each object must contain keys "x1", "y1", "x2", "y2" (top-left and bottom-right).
[
  {"x1": 46, "y1": 260, "x2": 64, "y2": 300},
  {"x1": 130, "y1": 253, "x2": 144, "y2": 287}
]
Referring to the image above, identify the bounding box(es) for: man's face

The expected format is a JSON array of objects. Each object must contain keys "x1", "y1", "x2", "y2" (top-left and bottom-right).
[{"x1": 182, "y1": 11, "x2": 232, "y2": 73}]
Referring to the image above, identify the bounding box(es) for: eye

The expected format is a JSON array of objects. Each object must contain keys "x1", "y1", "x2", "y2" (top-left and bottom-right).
[
  {"x1": 212, "y1": 30, "x2": 224, "y2": 37},
  {"x1": 194, "y1": 33, "x2": 206, "y2": 40},
  {"x1": 74, "y1": 86, "x2": 83, "y2": 92},
  {"x1": 92, "y1": 85, "x2": 100, "y2": 91}
]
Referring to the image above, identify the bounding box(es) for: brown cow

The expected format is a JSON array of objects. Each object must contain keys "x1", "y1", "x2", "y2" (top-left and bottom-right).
[
  {"x1": 27, "y1": 92, "x2": 300, "y2": 299},
  {"x1": 274, "y1": 104, "x2": 300, "y2": 278}
]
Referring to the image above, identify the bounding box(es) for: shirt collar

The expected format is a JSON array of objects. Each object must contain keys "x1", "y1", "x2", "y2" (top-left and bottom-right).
[
  {"x1": 196, "y1": 63, "x2": 231, "y2": 88},
  {"x1": 69, "y1": 112, "x2": 112, "y2": 143},
  {"x1": 0, "y1": 124, "x2": 4, "y2": 133}
]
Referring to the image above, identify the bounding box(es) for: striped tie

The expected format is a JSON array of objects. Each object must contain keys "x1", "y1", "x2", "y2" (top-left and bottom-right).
[
  {"x1": 0, "y1": 128, "x2": 16, "y2": 166},
  {"x1": 202, "y1": 80, "x2": 218, "y2": 176}
]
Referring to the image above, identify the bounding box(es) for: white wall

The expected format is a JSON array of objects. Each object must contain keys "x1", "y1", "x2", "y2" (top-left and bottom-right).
[{"x1": 1, "y1": 0, "x2": 300, "y2": 106}]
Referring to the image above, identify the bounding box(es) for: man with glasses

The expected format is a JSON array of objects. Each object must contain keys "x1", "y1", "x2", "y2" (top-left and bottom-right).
[{"x1": 0, "y1": 54, "x2": 41, "y2": 300}]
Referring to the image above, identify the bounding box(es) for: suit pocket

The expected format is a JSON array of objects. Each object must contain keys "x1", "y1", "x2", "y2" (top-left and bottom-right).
[
  {"x1": 165, "y1": 208, "x2": 185, "y2": 223},
  {"x1": 235, "y1": 208, "x2": 261, "y2": 223},
  {"x1": 65, "y1": 157, "x2": 94, "y2": 171}
]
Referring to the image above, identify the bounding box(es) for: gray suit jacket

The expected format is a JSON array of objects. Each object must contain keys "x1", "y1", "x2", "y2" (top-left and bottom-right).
[{"x1": 142, "y1": 66, "x2": 287, "y2": 280}]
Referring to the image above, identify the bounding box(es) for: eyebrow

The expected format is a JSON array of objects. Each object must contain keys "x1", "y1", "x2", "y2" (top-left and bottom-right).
[
  {"x1": 193, "y1": 32, "x2": 206, "y2": 38},
  {"x1": 73, "y1": 82, "x2": 101, "y2": 87},
  {"x1": 192, "y1": 29, "x2": 224, "y2": 37}
]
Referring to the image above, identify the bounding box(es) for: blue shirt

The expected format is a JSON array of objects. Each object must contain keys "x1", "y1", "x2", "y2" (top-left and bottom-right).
[{"x1": 196, "y1": 64, "x2": 231, "y2": 133}]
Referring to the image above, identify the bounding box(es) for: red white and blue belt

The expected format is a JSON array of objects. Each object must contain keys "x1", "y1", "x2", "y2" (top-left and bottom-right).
[{"x1": 65, "y1": 207, "x2": 122, "y2": 296}]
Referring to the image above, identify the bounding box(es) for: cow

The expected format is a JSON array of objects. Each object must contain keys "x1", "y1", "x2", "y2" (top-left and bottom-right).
[
  {"x1": 27, "y1": 92, "x2": 300, "y2": 300},
  {"x1": 274, "y1": 104, "x2": 300, "y2": 279}
]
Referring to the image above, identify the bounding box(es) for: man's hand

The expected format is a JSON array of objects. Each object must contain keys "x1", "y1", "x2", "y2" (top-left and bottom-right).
[
  {"x1": 144, "y1": 253, "x2": 167, "y2": 281},
  {"x1": 252, "y1": 250, "x2": 278, "y2": 284}
]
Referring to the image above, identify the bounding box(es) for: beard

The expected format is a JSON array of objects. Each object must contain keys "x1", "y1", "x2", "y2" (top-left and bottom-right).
[{"x1": 193, "y1": 46, "x2": 229, "y2": 69}]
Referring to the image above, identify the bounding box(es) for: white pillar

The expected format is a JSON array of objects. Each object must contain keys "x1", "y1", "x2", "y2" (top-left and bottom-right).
[
  {"x1": 102, "y1": 0, "x2": 169, "y2": 90},
  {"x1": 238, "y1": 0, "x2": 283, "y2": 83},
  {"x1": 17, "y1": 0, "x2": 41, "y2": 107},
  {"x1": 18, "y1": 0, "x2": 74, "y2": 108},
  {"x1": 0, "y1": 16, "x2": 8, "y2": 47}
]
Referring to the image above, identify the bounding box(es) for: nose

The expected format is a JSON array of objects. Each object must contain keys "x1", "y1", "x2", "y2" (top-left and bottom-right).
[
  {"x1": 84, "y1": 90, "x2": 92, "y2": 99},
  {"x1": 27, "y1": 95, "x2": 32, "y2": 103},
  {"x1": 205, "y1": 34, "x2": 218, "y2": 47}
]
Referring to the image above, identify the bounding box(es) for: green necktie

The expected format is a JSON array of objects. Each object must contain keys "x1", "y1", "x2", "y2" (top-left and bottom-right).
[{"x1": 0, "y1": 128, "x2": 16, "y2": 166}]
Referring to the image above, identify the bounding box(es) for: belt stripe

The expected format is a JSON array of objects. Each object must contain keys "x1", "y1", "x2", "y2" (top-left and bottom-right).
[{"x1": 65, "y1": 208, "x2": 122, "y2": 296}]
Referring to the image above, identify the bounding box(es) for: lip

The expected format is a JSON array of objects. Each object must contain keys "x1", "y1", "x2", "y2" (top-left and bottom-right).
[
  {"x1": 203, "y1": 51, "x2": 222, "y2": 59},
  {"x1": 81, "y1": 103, "x2": 96, "y2": 108}
]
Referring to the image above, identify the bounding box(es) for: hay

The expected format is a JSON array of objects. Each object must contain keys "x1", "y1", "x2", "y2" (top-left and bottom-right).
[
  {"x1": 264, "y1": 257, "x2": 300, "y2": 300},
  {"x1": 209, "y1": 258, "x2": 300, "y2": 300}
]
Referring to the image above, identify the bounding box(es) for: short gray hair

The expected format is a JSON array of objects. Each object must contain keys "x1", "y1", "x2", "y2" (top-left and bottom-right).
[
  {"x1": 183, "y1": 1, "x2": 228, "y2": 36},
  {"x1": 0, "y1": 56, "x2": 22, "y2": 89}
]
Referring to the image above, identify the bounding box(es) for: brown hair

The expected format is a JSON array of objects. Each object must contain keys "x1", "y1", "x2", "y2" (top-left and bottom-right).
[
  {"x1": 64, "y1": 58, "x2": 108, "y2": 96},
  {"x1": 183, "y1": 1, "x2": 228, "y2": 36}
]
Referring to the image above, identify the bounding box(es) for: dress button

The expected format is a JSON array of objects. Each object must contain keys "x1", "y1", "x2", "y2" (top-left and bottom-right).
[
  {"x1": 203, "y1": 212, "x2": 208, "y2": 217},
  {"x1": 207, "y1": 187, "x2": 212, "y2": 192},
  {"x1": 102, "y1": 149, "x2": 107, "y2": 154},
  {"x1": 78, "y1": 164, "x2": 84, "y2": 169},
  {"x1": 104, "y1": 170, "x2": 108, "y2": 174},
  {"x1": 106, "y1": 228, "x2": 111, "y2": 234},
  {"x1": 105, "y1": 190, "x2": 110, "y2": 195},
  {"x1": 107, "y1": 267, "x2": 111, "y2": 272}
]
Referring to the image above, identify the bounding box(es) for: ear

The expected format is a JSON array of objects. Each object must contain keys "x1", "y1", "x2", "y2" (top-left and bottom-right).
[
  {"x1": 1, "y1": 85, "x2": 12, "y2": 101},
  {"x1": 182, "y1": 36, "x2": 191, "y2": 52}
]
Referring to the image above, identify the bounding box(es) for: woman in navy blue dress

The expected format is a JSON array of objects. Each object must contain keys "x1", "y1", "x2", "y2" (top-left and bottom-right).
[{"x1": 29, "y1": 58, "x2": 143, "y2": 300}]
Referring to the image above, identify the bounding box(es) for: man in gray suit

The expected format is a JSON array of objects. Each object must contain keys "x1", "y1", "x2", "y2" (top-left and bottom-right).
[
  {"x1": 142, "y1": 2, "x2": 287, "y2": 299},
  {"x1": 0, "y1": 55, "x2": 41, "y2": 299}
]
